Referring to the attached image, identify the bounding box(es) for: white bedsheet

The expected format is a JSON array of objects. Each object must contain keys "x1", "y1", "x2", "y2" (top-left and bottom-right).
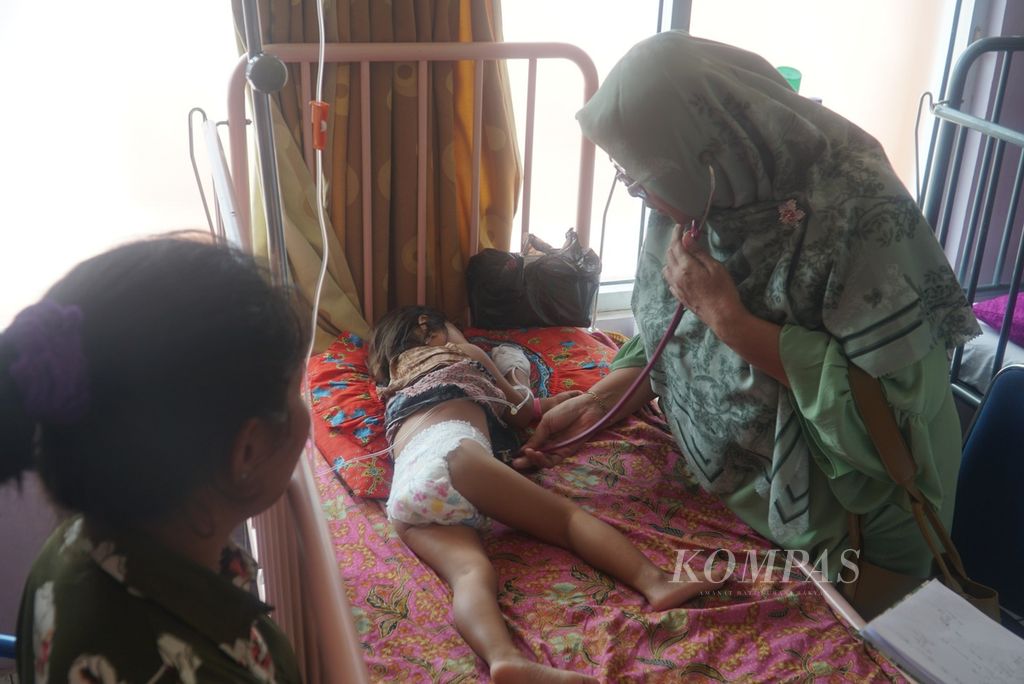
[{"x1": 956, "y1": 322, "x2": 1024, "y2": 395}]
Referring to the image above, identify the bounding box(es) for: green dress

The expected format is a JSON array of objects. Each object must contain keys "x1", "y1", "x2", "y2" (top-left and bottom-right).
[
  {"x1": 611, "y1": 322, "x2": 961, "y2": 579},
  {"x1": 17, "y1": 516, "x2": 301, "y2": 683}
]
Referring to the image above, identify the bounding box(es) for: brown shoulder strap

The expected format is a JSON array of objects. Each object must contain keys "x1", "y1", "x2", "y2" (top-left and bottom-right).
[
  {"x1": 847, "y1": 363, "x2": 974, "y2": 588},
  {"x1": 847, "y1": 364, "x2": 918, "y2": 489}
]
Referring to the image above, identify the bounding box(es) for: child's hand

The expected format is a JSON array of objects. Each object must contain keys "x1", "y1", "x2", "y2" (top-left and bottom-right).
[
  {"x1": 538, "y1": 391, "x2": 582, "y2": 413},
  {"x1": 513, "y1": 392, "x2": 604, "y2": 470}
]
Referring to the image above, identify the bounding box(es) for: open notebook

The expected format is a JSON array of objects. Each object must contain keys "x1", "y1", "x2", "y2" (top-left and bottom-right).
[{"x1": 860, "y1": 579, "x2": 1024, "y2": 684}]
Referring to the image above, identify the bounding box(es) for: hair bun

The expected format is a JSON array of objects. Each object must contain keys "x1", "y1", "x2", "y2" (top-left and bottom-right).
[{"x1": 5, "y1": 300, "x2": 90, "y2": 425}]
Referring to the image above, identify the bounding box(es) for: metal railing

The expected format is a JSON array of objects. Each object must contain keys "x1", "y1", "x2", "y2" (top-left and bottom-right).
[
  {"x1": 228, "y1": 41, "x2": 599, "y2": 325},
  {"x1": 921, "y1": 36, "x2": 1024, "y2": 406}
]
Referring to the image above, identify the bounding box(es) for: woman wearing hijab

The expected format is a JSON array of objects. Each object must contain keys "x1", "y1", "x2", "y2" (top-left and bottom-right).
[{"x1": 517, "y1": 31, "x2": 979, "y2": 582}]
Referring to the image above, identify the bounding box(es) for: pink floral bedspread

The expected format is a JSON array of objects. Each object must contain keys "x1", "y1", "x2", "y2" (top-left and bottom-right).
[{"x1": 314, "y1": 416, "x2": 904, "y2": 682}]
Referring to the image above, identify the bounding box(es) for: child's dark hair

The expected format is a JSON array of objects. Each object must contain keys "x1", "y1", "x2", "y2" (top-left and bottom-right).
[
  {"x1": 0, "y1": 237, "x2": 309, "y2": 524},
  {"x1": 368, "y1": 306, "x2": 447, "y2": 385}
]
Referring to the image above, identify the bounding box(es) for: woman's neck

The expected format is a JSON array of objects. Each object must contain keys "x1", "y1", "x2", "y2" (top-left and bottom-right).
[
  {"x1": 88, "y1": 502, "x2": 239, "y2": 574},
  {"x1": 141, "y1": 514, "x2": 234, "y2": 573}
]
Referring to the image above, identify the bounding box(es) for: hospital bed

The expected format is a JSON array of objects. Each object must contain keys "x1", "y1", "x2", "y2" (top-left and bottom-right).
[
  {"x1": 217, "y1": 26, "x2": 905, "y2": 684},
  {"x1": 922, "y1": 35, "x2": 1024, "y2": 406}
]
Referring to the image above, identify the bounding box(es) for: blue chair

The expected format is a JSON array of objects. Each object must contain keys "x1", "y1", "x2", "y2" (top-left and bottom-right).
[
  {"x1": 952, "y1": 364, "x2": 1024, "y2": 620},
  {"x1": 0, "y1": 633, "x2": 14, "y2": 659}
]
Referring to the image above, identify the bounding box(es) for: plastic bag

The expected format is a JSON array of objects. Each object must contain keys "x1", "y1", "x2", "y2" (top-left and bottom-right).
[{"x1": 466, "y1": 229, "x2": 601, "y2": 328}]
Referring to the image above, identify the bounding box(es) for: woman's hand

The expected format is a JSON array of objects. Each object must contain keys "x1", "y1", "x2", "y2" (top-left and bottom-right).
[
  {"x1": 664, "y1": 225, "x2": 791, "y2": 387},
  {"x1": 663, "y1": 224, "x2": 745, "y2": 334},
  {"x1": 512, "y1": 392, "x2": 606, "y2": 470}
]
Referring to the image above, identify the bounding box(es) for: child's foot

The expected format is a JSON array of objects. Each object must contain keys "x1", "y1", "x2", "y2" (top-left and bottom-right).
[
  {"x1": 641, "y1": 570, "x2": 724, "y2": 611},
  {"x1": 491, "y1": 657, "x2": 597, "y2": 684}
]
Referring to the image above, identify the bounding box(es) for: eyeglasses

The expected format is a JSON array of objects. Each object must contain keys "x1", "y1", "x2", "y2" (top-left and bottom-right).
[{"x1": 612, "y1": 161, "x2": 648, "y2": 201}]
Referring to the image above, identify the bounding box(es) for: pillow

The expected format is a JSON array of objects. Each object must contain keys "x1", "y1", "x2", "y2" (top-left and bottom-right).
[
  {"x1": 462, "y1": 326, "x2": 618, "y2": 394},
  {"x1": 307, "y1": 331, "x2": 392, "y2": 499},
  {"x1": 973, "y1": 293, "x2": 1024, "y2": 346},
  {"x1": 307, "y1": 326, "x2": 620, "y2": 499}
]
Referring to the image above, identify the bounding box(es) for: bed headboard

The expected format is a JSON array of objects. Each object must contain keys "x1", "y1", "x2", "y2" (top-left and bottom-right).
[
  {"x1": 227, "y1": 41, "x2": 599, "y2": 322},
  {"x1": 921, "y1": 35, "x2": 1024, "y2": 406}
]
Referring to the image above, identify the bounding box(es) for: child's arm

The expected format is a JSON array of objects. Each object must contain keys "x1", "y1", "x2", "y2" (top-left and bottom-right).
[{"x1": 444, "y1": 322, "x2": 469, "y2": 345}]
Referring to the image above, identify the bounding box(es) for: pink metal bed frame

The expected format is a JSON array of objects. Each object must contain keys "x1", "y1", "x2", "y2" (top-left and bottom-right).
[
  {"x1": 223, "y1": 40, "x2": 867, "y2": 683},
  {"x1": 228, "y1": 42, "x2": 600, "y2": 321}
]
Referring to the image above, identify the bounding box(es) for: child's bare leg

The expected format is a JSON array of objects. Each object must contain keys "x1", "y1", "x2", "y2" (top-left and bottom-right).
[
  {"x1": 396, "y1": 522, "x2": 596, "y2": 683},
  {"x1": 446, "y1": 441, "x2": 722, "y2": 610}
]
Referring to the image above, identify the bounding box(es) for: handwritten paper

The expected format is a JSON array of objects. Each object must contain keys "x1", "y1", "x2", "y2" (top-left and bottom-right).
[{"x1": 860, "y1": 579, "x2": 1024, "y2": 684}]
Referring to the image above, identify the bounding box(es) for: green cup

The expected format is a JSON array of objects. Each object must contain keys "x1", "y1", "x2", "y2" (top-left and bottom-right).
[{"x1": 776, "y1": 66, "x2": 802, "y2": 93}]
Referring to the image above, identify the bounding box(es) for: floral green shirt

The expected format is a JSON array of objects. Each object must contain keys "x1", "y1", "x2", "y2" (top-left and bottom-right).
[{"x1": 17, "y1": 516, "x2": 301, "y2": 683}]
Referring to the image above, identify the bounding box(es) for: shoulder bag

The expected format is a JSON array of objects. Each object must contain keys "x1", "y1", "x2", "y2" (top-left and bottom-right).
[{"x1": 840, "y1": 364, "x2": 1001, "y2": 623}]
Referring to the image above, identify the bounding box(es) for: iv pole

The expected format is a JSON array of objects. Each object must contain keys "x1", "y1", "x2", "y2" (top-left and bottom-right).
[
  {"x1": 239, "y1": 0, "x2": 290, "y2": 284},
  {"x1": 236, "y1": 3, "x2": 370, "y2": 682}
]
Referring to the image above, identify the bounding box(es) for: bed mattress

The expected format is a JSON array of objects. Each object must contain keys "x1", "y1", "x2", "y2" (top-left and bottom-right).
[
  {"x1": 313, "y1": 416, "x2": 904, "y2": 681},
  {"x1": 957, "y1": 322, "x2": 1024, "y2": 395}
]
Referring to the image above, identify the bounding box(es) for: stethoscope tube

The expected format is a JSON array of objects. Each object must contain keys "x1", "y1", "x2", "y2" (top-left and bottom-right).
[{"x1": 539, "y1": 166, "x2": 716, "y2": 453}]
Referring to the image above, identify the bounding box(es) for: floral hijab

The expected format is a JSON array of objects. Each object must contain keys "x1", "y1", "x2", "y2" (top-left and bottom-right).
[{"x1": 576, "y1": 31, "x2": 978, "y2": 542}]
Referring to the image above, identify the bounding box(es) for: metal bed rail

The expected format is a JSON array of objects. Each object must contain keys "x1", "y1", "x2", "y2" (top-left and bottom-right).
[
  {"x1": 921, "y1": 35, "x2": 1024, "y2": 406},
  {"x1": 228, "y1": 41, "x2": 599, "y2": 325}
]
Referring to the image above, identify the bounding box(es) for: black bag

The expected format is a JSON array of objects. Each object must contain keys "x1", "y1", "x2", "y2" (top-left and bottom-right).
[{"x1": 466, "y1": 229, "x2": 601, "y2": 328}]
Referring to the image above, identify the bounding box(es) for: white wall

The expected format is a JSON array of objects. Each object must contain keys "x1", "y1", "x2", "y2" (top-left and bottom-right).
[
  {"x1": 0, "y1": 476, "x2": 58, "y2": 636},
  {"x1": 690, "y1": 0, "x2": 959, "y2": 193},
  {"x1": 0, "y1": 0, "x2": 239, "y2": 637},
  {"x1": 502, "y1": 0, "x2": 667, "y2": 282},
  {"x1": 501, "y1": 1, "x2": 960, "y2": 282},
  {"x1": 0, "y1": 1, "x2": 239, "y2": 327}
]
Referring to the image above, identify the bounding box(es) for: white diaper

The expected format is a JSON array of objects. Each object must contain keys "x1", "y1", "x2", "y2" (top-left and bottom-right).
[{"x1": 386, "y1": 420, "x2": 491, "y2": 528}]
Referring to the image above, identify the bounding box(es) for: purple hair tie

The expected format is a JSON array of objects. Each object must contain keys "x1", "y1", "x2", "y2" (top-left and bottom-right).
[{"x1": 5, "y1": 300, "x2": 90, "y2": 424}]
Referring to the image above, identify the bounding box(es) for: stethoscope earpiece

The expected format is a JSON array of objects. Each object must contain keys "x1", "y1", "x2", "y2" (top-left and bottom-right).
[
  {"x1": 540, "y1": 161, "x2": 718, "y2": 454},
  {"x1": 689, "y1": 164, "x2": 716, "y2": 241}
]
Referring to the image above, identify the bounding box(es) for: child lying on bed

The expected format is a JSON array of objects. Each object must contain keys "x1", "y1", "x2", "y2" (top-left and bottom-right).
[{"x1": 369, "y1": 306, "x2": 720, "y2": 684}]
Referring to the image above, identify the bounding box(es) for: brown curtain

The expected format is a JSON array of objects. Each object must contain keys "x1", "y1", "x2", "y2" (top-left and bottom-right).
[{"x1": 237, "y1": 0, "x2": 520, "y2": 336}]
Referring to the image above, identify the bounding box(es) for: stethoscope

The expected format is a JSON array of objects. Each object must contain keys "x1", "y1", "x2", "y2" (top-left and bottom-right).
[{"x1": 539, "y1": 164, "x2": 717, "y2": 453}]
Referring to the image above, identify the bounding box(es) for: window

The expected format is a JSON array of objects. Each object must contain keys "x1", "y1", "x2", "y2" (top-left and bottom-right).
[
  {"x1": 0, "y1": 0, "x2": 238, "y2": 326},
  {"x1": 502, "y1": 0, "x2": 674, "y2": 286},
  {"x1": 501, "y1": 0, "x2": 962, "y2": 296}
]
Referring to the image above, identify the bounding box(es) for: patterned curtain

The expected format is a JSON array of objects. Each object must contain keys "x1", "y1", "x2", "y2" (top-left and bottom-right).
[{"x1": 236, "y1": 0, "x2": 521, "y2": 345}]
